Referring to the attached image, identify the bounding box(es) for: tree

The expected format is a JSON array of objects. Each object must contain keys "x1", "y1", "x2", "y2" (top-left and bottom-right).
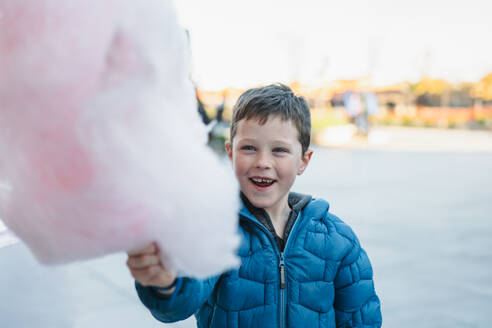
[
  {"x1": 472, "y1": 73, "x2": 492, "y2": 101},
  {"x1": 412, "y1": 77, "x2": 451, "y2": 95}
]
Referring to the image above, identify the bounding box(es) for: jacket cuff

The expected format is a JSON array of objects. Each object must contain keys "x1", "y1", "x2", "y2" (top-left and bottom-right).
[{"x1": 148, "y1": 277, "x2": 183, "y2": 300}]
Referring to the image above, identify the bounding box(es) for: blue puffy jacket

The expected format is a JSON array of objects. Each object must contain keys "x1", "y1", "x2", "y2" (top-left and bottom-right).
[{"x1": 136, "y1": 195, "x2": 382, "y2": 327}]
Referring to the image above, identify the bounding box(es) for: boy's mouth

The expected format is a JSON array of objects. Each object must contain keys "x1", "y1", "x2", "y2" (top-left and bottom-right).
[{"x1": 249, "y1": 177, "x2": 276, "y2": 187}]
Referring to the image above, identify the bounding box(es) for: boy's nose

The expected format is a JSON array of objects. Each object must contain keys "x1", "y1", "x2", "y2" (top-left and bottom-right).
[{"x1": 254, "y1": 152, "x2": 272, "y2": 169}]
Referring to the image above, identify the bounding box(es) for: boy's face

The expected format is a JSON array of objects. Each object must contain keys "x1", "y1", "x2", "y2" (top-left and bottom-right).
[{"x1": 225, "y1": 116, "x2": 312, "y2": 214}]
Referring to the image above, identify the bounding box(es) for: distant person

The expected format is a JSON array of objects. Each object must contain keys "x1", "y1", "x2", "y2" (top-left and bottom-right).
[
  {"x1": 206, "y1": 94, "x2": 229, "y2": 154},
  {"x1": 196, "y1": 89, "x2": 211, "y2": 125},
  {"x1": 127, "y1": 84, "x2": 382, "y2": 327},
  {"x1": 195, "y1": 88, "x2": 227, "y2": 154},
  {"x1": 359, "y1": 92, "x2": 379, "y2": 136},
  {"x1": 344, "y1": 91, "x2": 378, "y2": 136},
  {"x1": 215, "y1": 97, "x2": 225, "y2": 123},
  {"x1": 343, "y1": 91, "x2": 362, "y2": 125}
]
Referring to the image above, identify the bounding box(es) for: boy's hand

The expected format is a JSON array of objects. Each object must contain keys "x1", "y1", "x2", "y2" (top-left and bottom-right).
[{"x1": 126, "y1": 242, "x2": 176, "y2": 294}]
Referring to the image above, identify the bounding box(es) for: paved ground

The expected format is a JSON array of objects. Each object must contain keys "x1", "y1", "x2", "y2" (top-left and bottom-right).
[
  {"x1": 1, "y1": 126, "x2": 492, "y2": 327},
  {"x1": 315, "y1": 125, "x2": 492, "y2": 153}
]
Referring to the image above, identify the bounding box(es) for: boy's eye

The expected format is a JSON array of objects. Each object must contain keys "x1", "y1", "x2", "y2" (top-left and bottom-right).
[
  {"x1": 273, "y1": 147, "x2": 289, "y2": 153},
  {"x1": 241, "y1": 145, "x2": 255, "y2": 151}
]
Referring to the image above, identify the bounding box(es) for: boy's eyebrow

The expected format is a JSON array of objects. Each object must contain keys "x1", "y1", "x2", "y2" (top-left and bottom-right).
[
  {"x1": 235, "y1": 138, "x2": 256, "y2": 143},
  {"x1": 236, "y1": 138, "x2": 294, "y2": 146},
  {"x1": 271, "y1": 140, "x2": 293, "y2": 147}
]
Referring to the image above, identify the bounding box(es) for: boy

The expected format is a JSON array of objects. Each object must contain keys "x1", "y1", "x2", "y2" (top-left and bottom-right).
[{"x1": 127, "y1": 84, "x2": 382, "y2": 327}]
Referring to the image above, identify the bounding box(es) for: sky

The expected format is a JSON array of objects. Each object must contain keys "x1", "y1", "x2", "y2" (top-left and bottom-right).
[{"x1": 174, "y1": 0, "x2": 492, "y2": 90}]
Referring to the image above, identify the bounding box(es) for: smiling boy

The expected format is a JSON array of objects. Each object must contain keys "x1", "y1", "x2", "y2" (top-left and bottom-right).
[
  {"x1": 128, "y1": 84, "x2": 382, "y2": 327},
  {"x1": 225, "y1": 113, "x2": 311, "y2": 239}
]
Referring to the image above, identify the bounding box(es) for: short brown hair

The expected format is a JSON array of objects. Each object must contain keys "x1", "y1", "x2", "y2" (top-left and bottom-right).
[{"x1": 230, "y1": 83, "x2": 311, "y2": 155}]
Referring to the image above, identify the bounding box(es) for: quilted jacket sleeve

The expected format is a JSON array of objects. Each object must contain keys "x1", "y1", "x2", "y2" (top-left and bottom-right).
[
  {"x1": 135, "y1": 275, "x2": 220, "y2": 323},
  {"x1": 332, "y1": 219, "x2": 382, "y2": 327}
]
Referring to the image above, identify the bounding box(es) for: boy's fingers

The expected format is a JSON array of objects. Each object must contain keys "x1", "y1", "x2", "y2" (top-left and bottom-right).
[
  {"x1": 126, "y1": 254, "x2": 160, "y2": 269},
  {"x1": 127, "y1": 242, "x2": 158, "y2": 256},
  {"x1": 130, "y1": 266, "x2": 176, "y2": 287},
  {"x1": 130, "y1": 265, "x2": 161, "y2": 285}
]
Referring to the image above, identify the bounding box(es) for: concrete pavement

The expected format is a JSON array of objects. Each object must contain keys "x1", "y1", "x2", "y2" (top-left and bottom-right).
[{"x1": 315, "y1": 125, "x2": 492, "y2": 152}]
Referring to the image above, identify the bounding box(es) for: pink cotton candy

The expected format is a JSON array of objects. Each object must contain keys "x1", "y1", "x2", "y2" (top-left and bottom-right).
[{"x1": 0, "y1": 0, "x2": 240, "y2": 277}]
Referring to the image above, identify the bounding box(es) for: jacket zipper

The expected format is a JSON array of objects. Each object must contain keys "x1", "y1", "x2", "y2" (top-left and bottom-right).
[
  {"x1": 279, "y1": 251, "x2": 286, "y2": 328},
  {"x1": 240, "y1": 214, "x2": 301, "y2": 328}
]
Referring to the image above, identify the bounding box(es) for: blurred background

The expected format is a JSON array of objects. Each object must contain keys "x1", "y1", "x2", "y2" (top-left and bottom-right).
[
  {"x1": 181, "y1": 0, "x2": 492, "y2": 151},
  {"x1": 1, "y1": 0, "x2": 492, "y2": 327}
]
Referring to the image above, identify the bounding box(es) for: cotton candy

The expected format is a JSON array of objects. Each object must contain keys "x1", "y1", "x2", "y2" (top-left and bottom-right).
[{"x1": 0, "y1": 0, "x2": 240, "y2": 277}]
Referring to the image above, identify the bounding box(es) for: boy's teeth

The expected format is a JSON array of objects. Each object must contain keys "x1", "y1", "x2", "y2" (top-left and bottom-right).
[
  {"x1": 251, "y1": 177, "x2": 275, "y2": 187},
  {"x1": 252, "y1": 178, "x2": 273, "y2": 183}
]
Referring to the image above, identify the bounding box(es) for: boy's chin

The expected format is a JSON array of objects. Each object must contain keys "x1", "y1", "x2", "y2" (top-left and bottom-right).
[
  {"x1": 244, "y1": 194, "x2": 278, "y2": 210},
  {"x1": 250, "y1": 200, "x2": 270, "y2": 209}
]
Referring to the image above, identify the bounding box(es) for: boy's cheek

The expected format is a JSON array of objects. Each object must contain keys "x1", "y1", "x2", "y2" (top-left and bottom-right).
[{"x1": 232, "y1": 163, "x2": 246, "y2": 177}]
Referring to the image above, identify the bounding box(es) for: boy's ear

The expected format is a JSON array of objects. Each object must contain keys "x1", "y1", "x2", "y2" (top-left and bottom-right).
[
  {"x1": 225, "y1": 141, "x2": 233, "y2": 161},
  {"x1": 298, "y1": 149, "x2": 313, "y2": 175}
]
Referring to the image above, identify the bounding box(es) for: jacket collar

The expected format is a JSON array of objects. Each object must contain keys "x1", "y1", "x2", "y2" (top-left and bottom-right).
[{"x1": 238, "y1": 192, "x2": 312, "y2": 223}]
